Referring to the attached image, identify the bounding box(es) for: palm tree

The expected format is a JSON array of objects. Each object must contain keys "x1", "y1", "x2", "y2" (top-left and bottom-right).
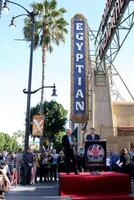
[
  {"x1": 23, "y1": 0, "x2": 68, "y2": 110},
  {"x1": 23, "y1": 0, "x2": 68, "y2": 151}
]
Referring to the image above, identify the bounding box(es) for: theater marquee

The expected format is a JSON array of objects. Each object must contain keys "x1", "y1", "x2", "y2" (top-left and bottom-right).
[
  {"x1": 98, "y1": 0, "x2": 130, "y2": 60},
  {"x1": 70, "y1": 14, "x2": 89, "y2": 123}
]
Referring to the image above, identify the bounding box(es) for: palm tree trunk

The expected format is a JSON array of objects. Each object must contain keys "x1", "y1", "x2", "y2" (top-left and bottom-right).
[
  {"x1": 40, "y1": 46, "x2": 46, "y2": 152},
  {"x1": 40, "y1": 46, "x2": 46, "y2": 112}
]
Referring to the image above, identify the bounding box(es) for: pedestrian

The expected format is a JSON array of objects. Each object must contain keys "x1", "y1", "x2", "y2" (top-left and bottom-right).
[
  {"x1": 62, "y1": 128, "x2": 78, "y2": 174},
  {"x1": 42, "y1": 151, "x2": 50, "y2": 182},
  {"x1": 21, "y1": 147, "x2": 34, "y2": 185},
  {"x1": 109, "y1": 148, "x2": 119, "y2": 171},
  {"x1": 86, "y1": 127, "x2": 100, "y2": 141},
  {"x1": 106, "y1": 150, "x2": 111, "y2": 171},
  {"x1": 57, "y1": 151, "x2": 66, "y2": 173},
  {"x1": 50, "y1": 149, "x2": 58, "y2": 181},
  {"x1": 119, "y1": 147, "x2": 131, "y2": 174},
  {"x1": 15, "y1": 148, "x2": 23, "y2": 184}
]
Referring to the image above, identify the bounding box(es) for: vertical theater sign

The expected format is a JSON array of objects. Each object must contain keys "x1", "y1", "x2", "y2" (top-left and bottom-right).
[
  {"x1": 96, "y1": 0, "x2": 131, "y2": 62},
  {"x1": 70, "y1": 14, "x2": 89, "y2": 123}
]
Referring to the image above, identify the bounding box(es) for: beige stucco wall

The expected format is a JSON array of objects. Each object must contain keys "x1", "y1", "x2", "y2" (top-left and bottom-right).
[
  {"x1": 95, "y1": 102, "x2": 134, "y2": 152},
  {"x1": 87, "y1": 71, "x2": 114, "y2": 137},
  {"x1": 105, "y1": 136, "x2": 134, "y2": 153},
  {"x1": 112, "y1": 102, "x2": 134, "y2": 127}
]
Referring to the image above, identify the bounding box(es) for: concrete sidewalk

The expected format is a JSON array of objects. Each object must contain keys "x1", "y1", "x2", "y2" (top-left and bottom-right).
[
  {"x1": 5, "y1": 182, "x2": 70, "y2": 200},
  {"x1": 5, "y1": 179, "x2": 134, "y2": 200}
]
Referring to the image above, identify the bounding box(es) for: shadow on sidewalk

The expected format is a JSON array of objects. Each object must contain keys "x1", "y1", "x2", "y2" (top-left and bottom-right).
[{"x1": 5, "y1": 182, "x2": 68, "y2": 200}]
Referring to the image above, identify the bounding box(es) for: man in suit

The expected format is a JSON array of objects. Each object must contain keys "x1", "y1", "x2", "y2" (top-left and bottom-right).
[
  {"x1": 86, "y1": 127, "x2": 100, "y2": 141},
  {"x1": 62, "y1": 128, "x2": 78, "y2": 174}
]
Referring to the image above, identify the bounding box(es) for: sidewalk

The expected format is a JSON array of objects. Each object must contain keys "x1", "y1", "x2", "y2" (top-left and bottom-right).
[
  {"x1": 5, "y1": 179, "x2": 134, "y2": 200},
  {"x1": 5, "y1": 181, "x2": 70, "y2": 200}
]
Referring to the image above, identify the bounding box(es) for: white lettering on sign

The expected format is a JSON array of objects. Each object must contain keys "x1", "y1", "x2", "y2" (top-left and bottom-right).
[
  {"x1": 76, "y1": 22, "x2": 83, "y2": 30},
  {"x1": 76, "y1": 102, "x2": 84, "y2": 111},
  {"x1": 74, "y1": 21, "x2": 85, "y2": 112},
  {"x1": 75, "y1": 89, "x2": 84, "y2": 98},
  {"x1": 78, "y1": 77, "x2": 82, "y2": 86},
  {"x1": 76, "y1": 54, "x2": 83, "y2": 61},
  {"x1": 76, "y1": 65, "x2": 84, "y2": 73},
  {"x1": 76, "y1": 33, "x2": 84, "y2": 40},
  {"x1": 76, "y1": 42, "x2": 83, "y2": 50}
]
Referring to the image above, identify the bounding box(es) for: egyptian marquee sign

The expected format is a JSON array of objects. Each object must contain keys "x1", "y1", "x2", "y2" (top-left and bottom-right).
[
  {"x1": 99, "y1": 0, "x2": 130, "y2": 60},
  {"x1": 70, "y1": 14, "x2": 89, "y2": 123}
]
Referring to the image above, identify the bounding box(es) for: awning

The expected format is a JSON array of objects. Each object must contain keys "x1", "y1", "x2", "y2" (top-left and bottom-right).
[{"x1": 117, "y1": 127, "x2": 134, "y2": 131}]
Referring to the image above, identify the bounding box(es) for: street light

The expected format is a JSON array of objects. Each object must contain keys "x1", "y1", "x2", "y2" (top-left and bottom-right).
[
  {"x1": 23, "y1": 83, "x2": 57, "y2": 96},
  {"x1": 2, "y1": 0, "x2": 38, "y2": 151},
  {"x1": 23, "y1": 84, "x2": 57, "y2": 152},
  {"x1": 0, "y1": 0, "x2": 3, "y2": 17}
]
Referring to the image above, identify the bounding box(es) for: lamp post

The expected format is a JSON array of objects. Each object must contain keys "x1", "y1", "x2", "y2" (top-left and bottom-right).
[
  {"x1": 23, "y1": 83, "x2": 57, "y2": 96},
  {"x1": 23, "y1": 84, "x2": 57, "y2": 152},
  {"x1": 0, "y1": 0, "x2": 3, "y2": 17},
  {"x1": 2, "y1": 0, "x2": 37, "y2": 151}
]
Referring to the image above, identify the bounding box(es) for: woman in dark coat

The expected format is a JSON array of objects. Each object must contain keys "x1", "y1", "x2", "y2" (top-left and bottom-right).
[{"x1": 119, "y1": 147, "x2": 131, "y2": 175}]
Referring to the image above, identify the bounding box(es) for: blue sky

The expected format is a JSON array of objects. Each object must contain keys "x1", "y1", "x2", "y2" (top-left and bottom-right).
[{"x1": 0, "y1": 0, "x2": 134, "y2": 134}]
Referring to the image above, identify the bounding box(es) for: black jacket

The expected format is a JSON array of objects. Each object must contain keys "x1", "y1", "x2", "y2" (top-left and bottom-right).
[
  {"x1": 86, "y1": 133, "x2": 100, "y2": 141},
  {"x1": 62, "y1": 134, "x2": 76, "y2": 154}
]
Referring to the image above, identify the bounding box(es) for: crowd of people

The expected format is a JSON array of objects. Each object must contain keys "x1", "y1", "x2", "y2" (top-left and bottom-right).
[
  {"x1": 0, "y1": 127, "x2": 134, "y2": 199},
  {"x1": 61, "y1": 127, "x2": 134, "y2": 177},
  {"x1": 0, "y1": 146, "x2": 134, "y2": 187},
  {"x1": 0, "y1": 147, "x2": 67, "y2": 186},
  {"x1": 106, "y1": 147, "x2": 134, "y2": 176}
]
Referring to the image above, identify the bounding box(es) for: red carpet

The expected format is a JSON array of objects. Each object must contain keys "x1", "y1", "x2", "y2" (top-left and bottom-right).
[
  {"x1": 59, "y1": 172, "x2": 134, "y2": 200},
  {"x1": 71, "y1": 195, "x2": 134, "y2": 200}
]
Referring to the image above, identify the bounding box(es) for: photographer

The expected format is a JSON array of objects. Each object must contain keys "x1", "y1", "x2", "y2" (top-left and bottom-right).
[{"x1": 0, "y1": 164, "x2": 10, "y2": 200}]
